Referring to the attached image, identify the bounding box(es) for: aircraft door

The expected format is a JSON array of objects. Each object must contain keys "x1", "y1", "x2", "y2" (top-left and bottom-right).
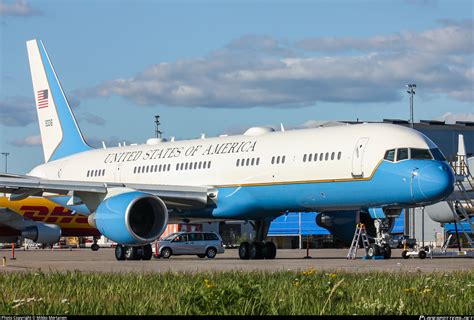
[
  {"x1": 351, "y1": 137, "x2": 369, "y2": 177},
  {"x1": 114, "y1": 163, "x2": 123, "y2": 183}
]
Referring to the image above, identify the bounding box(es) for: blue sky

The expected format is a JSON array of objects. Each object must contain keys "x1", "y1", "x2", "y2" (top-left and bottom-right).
[{"x1": 0, "y1": 0, "x2": 473, "y2": 174}]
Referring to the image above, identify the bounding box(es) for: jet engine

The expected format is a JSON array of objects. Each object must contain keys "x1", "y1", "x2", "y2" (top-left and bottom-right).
[
  {"x1": 88, "y1": 191, "x2": 168, "y2": 245},
  {"x1": 426, "y1": 201, "x2": 474, "y2": 224},
  {"x1": 316, "y1": 209, "x2": 398, "y2": 244},
  {"x1": 21, "y1": 223, "x2": 61, "y2": 244}
]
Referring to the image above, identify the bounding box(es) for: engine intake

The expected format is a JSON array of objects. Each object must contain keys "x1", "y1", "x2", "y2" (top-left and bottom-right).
[{"x1": 89, "y1": 191, "x2": 168, "y2": 245}]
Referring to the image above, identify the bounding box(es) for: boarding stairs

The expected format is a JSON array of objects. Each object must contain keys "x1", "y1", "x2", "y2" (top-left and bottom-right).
[
  {"x1": 347, "y1": 223, "x2": 370, "y2": 259},
  {"x1": 447, "y1": 156, "x2": 474, "y2": 248}
]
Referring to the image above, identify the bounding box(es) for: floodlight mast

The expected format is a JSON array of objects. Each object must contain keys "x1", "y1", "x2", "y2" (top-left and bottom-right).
[{"x1": 406, "y1": 84, "x2": 416, "y2": 129}]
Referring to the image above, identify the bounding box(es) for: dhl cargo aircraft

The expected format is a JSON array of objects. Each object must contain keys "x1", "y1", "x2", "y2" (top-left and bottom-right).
[
  {"x1": 0, "y1": 39, "x2": 455, "y2": 261},
  {"x1": 0, "y1": 195, "x2": 101, "y2": 250}
]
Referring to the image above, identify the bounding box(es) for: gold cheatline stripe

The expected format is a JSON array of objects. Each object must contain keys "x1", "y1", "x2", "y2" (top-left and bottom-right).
[{"x1": 215, "y1": 159, "x2": 384, "y2": 188}]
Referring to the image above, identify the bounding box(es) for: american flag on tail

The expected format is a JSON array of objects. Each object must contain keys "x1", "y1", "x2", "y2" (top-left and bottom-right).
[{"x1": 37, "y1": 89, "x2": 49, "y2": 109}]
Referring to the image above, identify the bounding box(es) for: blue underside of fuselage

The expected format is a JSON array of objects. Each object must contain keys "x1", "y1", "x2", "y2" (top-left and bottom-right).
[{"x1": 179, "y1": 159, "x2": 454, "y2": 220}]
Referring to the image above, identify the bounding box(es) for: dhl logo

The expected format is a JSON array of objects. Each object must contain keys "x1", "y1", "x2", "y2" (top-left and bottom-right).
[{"x1": 0, "y1": 197, "x2": 93, "y2": 229}]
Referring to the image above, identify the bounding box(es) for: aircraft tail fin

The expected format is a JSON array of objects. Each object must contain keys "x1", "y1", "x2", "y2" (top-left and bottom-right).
[{"x1": 26, "y1": 39, "x2": 92, "y2": 163}]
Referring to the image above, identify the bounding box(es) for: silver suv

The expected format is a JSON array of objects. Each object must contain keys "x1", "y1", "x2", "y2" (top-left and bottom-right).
[{"x1": 154, "y1": 232, "x2": 225, "y2": 259}]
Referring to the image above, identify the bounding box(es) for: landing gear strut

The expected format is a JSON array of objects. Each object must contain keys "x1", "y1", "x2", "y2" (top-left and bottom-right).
[
  {"x1": 91, "y1": 237, "x2": 100, "y2": 251},
  {"x1": 239, "y1": 220, "x2": 277, "y2": 260},
  {"x1": 114, "y1": 244, "x2": 153, "y2": 261},
  {"x1": 370, "y1": 218, "x2": 392, "y2": 259}
]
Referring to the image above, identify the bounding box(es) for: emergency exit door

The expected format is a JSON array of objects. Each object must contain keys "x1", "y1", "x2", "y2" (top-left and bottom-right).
[{"x1": 351, "y1": 137, "x2": 369, "y2": 177}]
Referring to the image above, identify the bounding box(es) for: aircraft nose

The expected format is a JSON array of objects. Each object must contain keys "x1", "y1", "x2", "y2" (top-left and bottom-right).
[{"x1": 414, "y1": 162, "x2": 454, "y2": 202}]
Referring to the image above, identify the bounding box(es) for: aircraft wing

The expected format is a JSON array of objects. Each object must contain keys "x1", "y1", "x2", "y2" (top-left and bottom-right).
[{"x1": 0, "y1": 173, "x2": 217, "y2": 212}]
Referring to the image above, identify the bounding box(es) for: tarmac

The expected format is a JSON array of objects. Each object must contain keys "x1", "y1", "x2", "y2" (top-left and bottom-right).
[{"x1": 0, "y1": 247, "x2": 472, "y2": 273}]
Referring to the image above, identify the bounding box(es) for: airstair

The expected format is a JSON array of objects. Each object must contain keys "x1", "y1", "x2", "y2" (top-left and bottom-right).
[
  {"x1": 447, "y1": 155, "x2": 474, "y2": 248},
  {"x1": 347, "y1": 223, "x2": 370, "y2": 259}
]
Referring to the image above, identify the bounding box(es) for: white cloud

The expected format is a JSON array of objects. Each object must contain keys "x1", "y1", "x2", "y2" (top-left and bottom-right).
[
  {"x1": 436, "y1": 112, "x2": 474, "y2": 124},
  {"x1": 11, "y1": 135, "x2": 42, "y2": 147},
  {"x1": 80, "y1": 20, "x2": 473, "y2": 108},
  {"x1": 0, "y1": 96, "x2": 36, "y2": 126},
  {"x1": 0, "y1": 0, "x2": 41, "y2": 17}
]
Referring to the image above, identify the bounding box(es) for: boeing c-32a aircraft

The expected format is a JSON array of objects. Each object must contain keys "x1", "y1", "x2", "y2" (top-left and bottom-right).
[{"x1": 0, "y1": 39, "x2": 455, "y2": 261}]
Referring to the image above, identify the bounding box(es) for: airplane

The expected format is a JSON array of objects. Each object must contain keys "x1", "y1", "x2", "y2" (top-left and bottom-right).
[
  {"x1": 0, "y1": 39, "x2": 455, "y2": 261},
  {"x1": 0, "y1": 195, "x2": 101, "y2": 250}
]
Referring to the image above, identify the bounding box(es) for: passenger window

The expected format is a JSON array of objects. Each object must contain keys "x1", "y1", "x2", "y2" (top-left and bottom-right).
[
  {"x1": 337, "y1": 152, "x2": 341, "y2": 160},
  {"x1": 303, "y1": 154, "x2": 307, "y2": 162},
  {"x1": 251, "y1": 158, "x2": 255, "y2": 166},
  {"x1": 384, "y1": 149, "x2": 395, "y2": 162},
  {"x1": 314, "y1": 153, "x2": 318, "y2": 161},
  {"x1": 188, "y1": 233, "x2": 203, "y2": 241},
  {"x1": 204, "y1": 233, "x2": 218, "y2": 240},
  {"x1": 95, "y1": 170, "x2": 99, "y2": 176},
  {"x1": 308, "y1": 154, "x2": 312, "y2": 162},
  {"x1": 208, "y1": 161, "x2": 211, "y2": 169},
  {"x1": 410, "y1": 148, "x2": 432, "y2": 160},
  {"x1": 276, "y1": 156, "x2": 280, "y2": 164},
  {"x1": 325, "y1": 153, "x2": 329, "y2": 161},
  {"x1": 102, "y1": 169, "x2": 105, "y2": 176},
  {"x1": 180, "y1": 163, "x2": 185, "y2": 170},
  {"x1": 397, "y1": 148, "x2": 409, "y2": 161},
  {"x1": 271, "y1": 156, "x2": 275, "y2": 164},
  {"x1": 282, "y1": 156, "x2": 286, "y2": 163},
  {"x1": 319, "y1": 153, "x2": 323, "y2": 161},
  {"x1": 245, "y1": 158, "x2": 250, "y2": 166},
  {"x1": 236, "y1": 159, "x2": 240, "y2": 167},
  {"x1": 174, "y1": 234, "x2": 187, "y2": 242},
  {"x1": 167, "y1": 164, "x2": 171, "y2": 171},
  {"x1": 331, "y1": 152, "x2": 335, "y2": 160},
  {"x1": 176, "y1": 163, "x2": 179, "y2": 171},
  {"x1": 256, "y1": 158, "x2": 260, "y2": 165},
  {"x1": 154, "y1": 165, "x2": 158, "y2": 172},
  {"x1": 194, "y1": 162, "x2": 198, "y2": 170}
]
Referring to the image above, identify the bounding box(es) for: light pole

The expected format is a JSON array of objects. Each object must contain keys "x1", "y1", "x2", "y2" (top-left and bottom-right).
[
  {"x1": 406, "y1": 84, "x2": 416, "y2": 128},
  {"x1": 1, "y1": 152, "x2": 9, "y2": 173}
]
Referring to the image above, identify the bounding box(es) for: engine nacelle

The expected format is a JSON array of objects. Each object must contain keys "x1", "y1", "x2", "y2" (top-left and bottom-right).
[
  {"x1": 316, "y1": 209, "x2": 396, "y2": 244},
  {"x1": 88, "y1": 191, "x2": 168, "y2": 245},
  {"x1": 426, "y1": 201, "x2": 473, "y2": 223},
  {"x1": 21, "y1": 223, "x2": 61, "y2": 244}
]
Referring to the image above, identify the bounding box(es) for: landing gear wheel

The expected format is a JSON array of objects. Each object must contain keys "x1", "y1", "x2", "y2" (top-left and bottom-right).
[
  {"x1": 401, "y1": 250, "x2": 409, "y2": 259},
  {"x1": 91, "y1": 243, "x2": 100, "y2": 251},
  {"x1": 367, "y1": 244, "x2": 380, "y2": 258},
  {"x1": 161, "y1": 247, "x2": 172, "y2": 259},
  {"x1": 206, "y1": 247, "x2": 217, "y2": 259},
  {"x1": 197, "y1": 254, "x2": 206, "y2": 258},
  {"x1": 125, "y1": 246, "x2": 139, "y2": 260},
  {"x1": 382, "y1": 244, "x2": 391, "y2": 259},
  {"x1": 239, "y1": 242, "x2": 250, "y2": 260},
  {"x1": 115, "y1": 245, "x2": 125, "y2": 261},
  {"x1": 142, "y1": 244, "x2": 153, "y2": 260},
  {"x1": 418, "y1": 250, "x2": 427, "y2": 259},
  {"x1": 264, "y1": 241, "x2": 277, "y2": 259},
  {"x1": 249, "y1": 242, "x2": 264, "y2": 259}
]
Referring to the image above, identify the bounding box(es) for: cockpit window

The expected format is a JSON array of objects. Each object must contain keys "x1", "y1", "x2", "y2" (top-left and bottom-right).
[
  {"x1": 397, "y1": 148, "x2": 409, "y2": 161},
  {"x1": 384, "y1": 149, "x2": 395, "y2": 162},
  {"x1": 430, "y1": 148, "x2": 446, "y2": 161},
  {"x1": 410, "y1": 148, "x2": 433, "y2": 160}
]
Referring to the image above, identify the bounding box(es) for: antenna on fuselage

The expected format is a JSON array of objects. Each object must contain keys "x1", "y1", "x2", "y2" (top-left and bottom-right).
[{"x1": 155, "y1": 115, "x2": 163, "y2": 138}]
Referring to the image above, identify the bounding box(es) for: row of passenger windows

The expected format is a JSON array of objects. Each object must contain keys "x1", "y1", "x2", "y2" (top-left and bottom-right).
[
  {"x1": 87, "y1": 169, "x2": 105, "y2": 177},
  {"x1": 383, "y1": 148, "x2": 445, "y2": 162},
  {"x1": 236, "y1": 158, "x2": 260, "y2": 167},
  {"x1": 303, "y1": 151, "x2": 342, "y2": 162},
  {"x1": 134, "y1": 164, "x2": 171, "y2": 174},
  {"x1": 176, "y1": 161, "x2": 211, "y2": 171},
  {"x1": 271, "y1": 155, "x2": 286, "y2": 165}
]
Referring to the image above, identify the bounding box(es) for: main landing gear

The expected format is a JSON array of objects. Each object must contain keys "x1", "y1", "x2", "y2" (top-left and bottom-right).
[
  {"x1": 115, "y1": 244, "x2": 153, "y2": 261},
  {"x1": 239, "y1": 220, "x2": 277, "y2": 260}
]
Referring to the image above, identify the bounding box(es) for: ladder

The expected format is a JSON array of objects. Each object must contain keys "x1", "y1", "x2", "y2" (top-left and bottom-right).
[
  {"x1": 347, "y1": 223, "x2": 370, "y2": 259},
  {"x1": 447, "y1": 156, "x2": 474, "y2": 248}
]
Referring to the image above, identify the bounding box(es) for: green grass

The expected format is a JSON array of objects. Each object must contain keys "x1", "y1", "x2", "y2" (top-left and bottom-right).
[{"x1": 0, "y1": 269, "x2": 472, "y2": 315}]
